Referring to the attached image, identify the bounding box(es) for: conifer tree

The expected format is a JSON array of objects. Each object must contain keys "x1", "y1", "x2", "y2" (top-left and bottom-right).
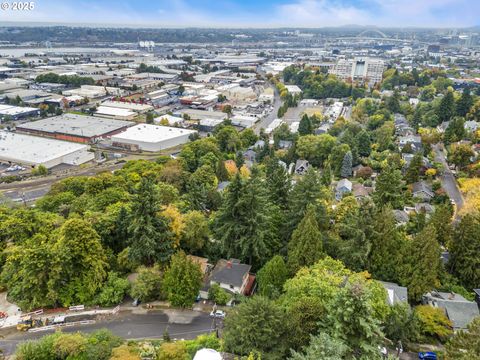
[
  {"x1": 265, "y1": 157, "x2": 291, "y2": 208},
  {"x1": 340, "y1": 151, "x2": 353, "y2": 178},
  {"x1": 402, "y1": 224, "x2": 441, "y2": 301},
  {"x1": 437, "y1": 89, "x2": 455, "y2": 123},
  {"x1": 456, "y1": 87, "x2": 473, "y2": 117},
  {"x1": 405, "y1": 152, "x2": 423, "y2": 184},
  {"x1": 356, "y1": 130, "x2": 371, "y2": 157},
  {"x1": 287, "y1": 205, "x2": 325, "y2": 274},
  {"x1": 298, "y1": 114, "x2": 313, "y2": 136},
  {"x1": 373, "y1": 164, "x2": 404, "y2": 209}
]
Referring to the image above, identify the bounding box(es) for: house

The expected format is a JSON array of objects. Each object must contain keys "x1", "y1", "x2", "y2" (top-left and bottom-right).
[
  {"x1": 464, "y1": 120, "x2": 479, "y2": 133},
  {"x1": 414, "y1": 202, "x2": 435, "y2": 215},
  {"x1": 380, "y1": 281, "x2": 409, "y2": 305},
  {"x1": 278, "y1": 140, "x2": 293, "y2": 149},
  {"x1": 398, "y1": 135, "x2": 422, "y2": 152},
  {"x1": 252, "y1": 139, "x2": 265, "y2": 149},
  {"x1": 423, "y1": 291, "x2": 480, "y2": 330},
  {"x1": 412, "y1": 181, "x2": 434, "y2": 202},
  {"x1": 243, "y1": 149, "x2": 257, "y2": 163},
  {"x1": 314, "y1": 123, "x2": 332, "y2": 135},
  {"x1": 217, "y1": 181, "x2": 230, "y2": 192},
  {"x1": 335, "y1": 179, "x2": 352, "y2": 201},
  {"x1": 199, "y1": 259, "x2": 255, "y2": 301},
  {"x1": 393, "y1": 209, "x2": 409, "y2": 226},
  {"x1": 294, "y1": 159, "x2": 309, "y2": 175},
  {"x1": 352, "y1": 183, "x2": 373, "y2": 201}
]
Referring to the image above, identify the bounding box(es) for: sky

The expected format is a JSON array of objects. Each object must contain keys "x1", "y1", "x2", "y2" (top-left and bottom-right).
[{"x1": 0, "y1": 0, "x2": 477, "y2": 28}]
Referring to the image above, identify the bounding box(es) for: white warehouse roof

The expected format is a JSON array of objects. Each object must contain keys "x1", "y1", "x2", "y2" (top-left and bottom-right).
[
  {"x1": 0, "y1": 131, "x2": 93, "y2": 168},
  {"x1": 111, "y1": 124, "x2": 197, "y2": 152}
]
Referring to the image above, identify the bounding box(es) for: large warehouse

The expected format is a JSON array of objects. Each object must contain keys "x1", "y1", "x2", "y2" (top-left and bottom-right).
[
  {"x1": 0, "y1": 131, "x2": 94, "y2": 169},
  {"x1": 111, "y1": 124, "x2": 197, "y2": 152},
  {"x1": 16, "y1": 114, "x2": 134, "y2": 143}
]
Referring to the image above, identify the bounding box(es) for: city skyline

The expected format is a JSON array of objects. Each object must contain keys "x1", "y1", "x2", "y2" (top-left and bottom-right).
[{"x1": 0, "y1": 0, "x2": 478, "y2": 29}]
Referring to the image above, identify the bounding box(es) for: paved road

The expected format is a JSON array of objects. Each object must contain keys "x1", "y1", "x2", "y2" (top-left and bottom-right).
[
  {"x1": 433, "y1": 144, "x2": 464, "y2": 213},
  {"x1": 0, "y1": 311, "x2": 216, "y2": 356},
  {"x1": 253, "y1": 85, "x2": 282, "y2": 134}
]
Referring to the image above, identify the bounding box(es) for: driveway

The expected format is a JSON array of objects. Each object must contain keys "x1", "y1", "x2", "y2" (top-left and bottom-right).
[
  {"x1": 433, "y1": 144, "x2": 464, "y2": 214},
  {"x1": 0, "y1": 311, "x2": 216, "y2": 356}
]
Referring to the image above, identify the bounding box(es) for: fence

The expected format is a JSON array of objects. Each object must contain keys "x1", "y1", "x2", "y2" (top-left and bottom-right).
[
  {"x1": 68, "y1": 305, "x2": 85, "y2": 311},
  {"x1": 28, "y1": 320, "x2": 96, "y2": 333}
]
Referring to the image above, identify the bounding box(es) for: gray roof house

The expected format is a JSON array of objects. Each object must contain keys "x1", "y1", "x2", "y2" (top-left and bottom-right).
[
  {"x1": 412, "y1": 181, "x2": 434, "y2": 202},
  {"x1": 294, "y1": 159, "x2": 310, "y2": 175},
  {"x1": 380, "y1": 281, "x2": 409, "y2": 305},
  {"x1": 199, "y1": 259, "x2": 255, "y2": 301},
  {"x1": 335, "y1": 179, "x2": 352, "y2": 201},
  {"x1": 423, "y1": 291, "x2": 480, "y2": 330},
  {"x1": 243, "y1": 149, "x2": 257, "y2": 163},
  {"x1": 393, "y1": 209, "x2": 409, "y2": 225}
]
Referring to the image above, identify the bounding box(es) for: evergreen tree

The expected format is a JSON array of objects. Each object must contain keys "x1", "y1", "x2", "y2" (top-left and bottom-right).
[
  {"x1": 298, "y1": 114, "x2": 313, "y2": 136},
  {"x1": 325, "y1": 280, "x2": 384, "y2": 359},
  {"x1": 437, "y1": 89, "x2": 455, "y2": 123},
  {"x1": 386, "y1": 91, "x2": 401, "y2": 113},
  {"x1": 403, "y1": 224, "x2": 441, "y2": 301},
  {"x1": 444, "y1": 116, "x2": 466, "y2": 145},
  {"x1": 449, "y1": 215, "x2": 480, "y2": 289},
  {"x1": 368, "y1": 206, "x2": 405, "y2": 283},
  {"x1": 214, "y1": 169, "x2": 279, "y2": 267},
  {"x1": 265, "y1": 157, "x2": 291, "y2": 208},
  {"x1": 257, "y1": 255, "x2": 288, "y2": 298},
  {"x1": 320, "y1": 162, "x2": 332, "y2": 186},
  {"x1": 340, "y1": 151, "x2": 353, "y2": 178},
  {"x1": 456, "y1": 87, "x2": 473, "y2": 117},
  {"x1": 216, "y1": 158, "x2": 229, "y2": 182},
  {"x1": 373, "y1": 165, "x2": 404, "y2": 209},
  {"x1": 128, "y1": 177, "x2": 174, "y2": 266},
  {"x1": 356, "y1": 130, "x2": 371, "y2": 157},
  {"x1": 287, "y1": 205, "x2": 325, "y2": 275},
  {"x1": 428, "y1": 205, "x2": 453, "y2": 247},
  {"x1": 286, "y1": 168, "x2": 327, "y2": 238},
  {"x1": 405, "y1": 152, "x2": 423, "y2": 184}
]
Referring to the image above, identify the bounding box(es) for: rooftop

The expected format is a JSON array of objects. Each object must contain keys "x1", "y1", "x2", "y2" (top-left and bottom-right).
[
  {"x1": 0, "y1": 131, "x2": 89, "y2": 165},
  {"x1": 17, "y1": 114, "x2": 134, "y2": 138},
  {"x1": 112, "y1": 124, "x2": 196, "y2": 143}
]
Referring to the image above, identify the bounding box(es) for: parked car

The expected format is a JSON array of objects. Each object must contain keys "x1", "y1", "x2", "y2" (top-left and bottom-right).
[
  {"x1": 418, "y1": 352, "x2": 437, "y2": 360},
  {"x1": 209, "y1": 310, "x2": 226, "y2": 319},
  {"x1": 132, "y1": 298, "x2": 141, "y2": 307}
]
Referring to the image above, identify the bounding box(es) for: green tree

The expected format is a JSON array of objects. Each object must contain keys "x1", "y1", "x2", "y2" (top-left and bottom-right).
[
  {"x1": 456, "y1": 87, "x2": 474, "y2": 117},
  {"x1": 414, "y1": 305, "x2": 453, "y2": 341},
  {"x1": 368, "y1": 206, "x2": 405, "y2": 283},
  {"x1": 405, "y1": 152, "x2": 423, "y2": 184},
  {"x1": 287, "y1": 205, "x2": 325, "y2": 275},
  {"x1": 449, "y1": 214, "x2": 480, "y2": 289},
  {"x1": 445, "y1": 317, "x2": 480, "y2": 359},
  {"x1": 373, "y1": 165, "x2": 404, "y2": 209},
  {"x1": 428, "y1": 205, "x2": 453, "y2": 247},
  {"x1": 329, "y1": 144, "x2": 351, "y2": 177},
  {"x1": 223, "y1": 296, "x2": 286, "y2": 360},
  {"x1": 437, "y1": 89, "x2": 455, "y2": 123},
  {"x1": 356, "y1": 130, "x2": 371, "y2": 157},
  {"x1": 257, "y1": 255, "x2": 288, "y2": 298},
  {"x1": 214, "y1": 170, "x2": 279, "y2": 267},
  {"x1": 265, "y1": 157, "x2": 291, "y2": 207},
  {"x1": 208, "y1": 283, "x2": 231, "y2": 305},
  {"x1": 340, "y1": 151, "x2": 353, "y2": 178},
  {"x1": 289, "y1": 332, "x2": 349, "y2": 360},
  {"x1": 325, "y1": 280, "x2": 384, "y2": 359},
  {"x1": 53, "y1": 218, "x2": 107, "y2": 306},
  {"x1": 146, "y1": 112, "x2": 154, "y2": 124},
  {"x1": 448, "y1": 143, "x2": 474, "y2": 169},
  {"x1": 180, "y1": 211, "x2": 209, "y2": 253},
  {"x1": 215, "y1": 125, "x2": 241, "y2": 153},
  {"x1": 130, "y1": 266, "x2": 163, "y2": 302},
  {"x1": 298, "y1": 114, "x2": 313, "y2": 136},
  {"x1": 296, "y1": 134, "x2": 336, "y2": 167},
  {"x1": 163, "y1": 251, "x2": 203, "y2": 308},
  {"x1": 383, "y1": 302, "x2": 416, "y2": 344},
  {"x1": 403, "y1": 225, "x2": 441, "y2": 301},
  {"x1": 128, "y1": 177, "x2": 174, "y2": 266},
  {"x1": 96, "y1": 272, "x2": 130, "y2": 306}
]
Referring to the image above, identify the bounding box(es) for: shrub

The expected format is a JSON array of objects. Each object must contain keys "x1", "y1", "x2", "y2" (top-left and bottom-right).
[
  {"x1": 414, "y1": 305, "x2": 453, "y2": 342},
  {"x1": 208, "y1": 283, "x2": 231, "y2": 305}
]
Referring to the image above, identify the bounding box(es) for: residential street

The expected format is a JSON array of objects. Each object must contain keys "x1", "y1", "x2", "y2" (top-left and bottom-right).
[
  {"x1": 433, "y1": 144, "x2": 464, "y2": 215},
  {"x1": 0, "y1": 311, "x2": 216, "y2": 356},
  {"x1": 253, "y1": 85, "x2": 282, "y2": 134}
]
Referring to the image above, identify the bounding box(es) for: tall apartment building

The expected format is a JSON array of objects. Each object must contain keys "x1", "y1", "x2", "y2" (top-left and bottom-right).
[{"x1": 329, "y1": 57, "x2": 385, "y2": 86}]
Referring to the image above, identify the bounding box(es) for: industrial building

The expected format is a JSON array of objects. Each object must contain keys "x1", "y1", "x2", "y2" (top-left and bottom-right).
[
  {"x1": 95, "y1": 105, "x2": 137, "y2": 120},
  {"x1": 0, "y1": 104, "x2": 40, "y2": 120},
  {"x1": 0, "y1": 131, "x2": 94, "y2": 169},
  {"x1": 16, "y1": 114, "x2": 134, "y2": 143},
  {"x1": 111, "y1": 124, "x2": 197, "y2": 152},
  {"x1": 100, "y1": 100, "x2": 154, "y2": 113},
  {"x1": 329, "y1": 57, "x2": 385, "y2": 85}
]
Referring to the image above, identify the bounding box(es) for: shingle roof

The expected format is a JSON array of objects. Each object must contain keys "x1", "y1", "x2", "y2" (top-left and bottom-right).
[{"x1": 210, "y1": 259, "x2": 251, "y2": 288}]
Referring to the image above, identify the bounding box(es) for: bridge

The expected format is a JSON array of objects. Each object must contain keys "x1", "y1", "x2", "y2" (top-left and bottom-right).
[{"x1": 357, "y1": 29, "x2": 388, "y2": 38}]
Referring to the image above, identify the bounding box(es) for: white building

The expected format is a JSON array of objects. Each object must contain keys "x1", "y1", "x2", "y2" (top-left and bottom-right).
[
  {"x1": 265, "y1": 118, "x2": 284, "y2": 135},
  {"x1": 63, "y1": 85, "x2": 124, "y2": 98},
  {"x1": 329, "y1": 57, "x2": 385, "y2": 86},
  {"x1": 0, "y1": 131, "x2": 94, "y2": 169},
  {"x1": 111, "y1": 124, "x2": 197, "y2": 152},
  {"x1": 95, "y1": 106, "x2": 137, "y2": 121},
  {"x1": 100, "y1": 100, "x2": 153, "y2": 113},
  {"x1": 285, "y1": 85, "x2": 302, "y2": 95}
]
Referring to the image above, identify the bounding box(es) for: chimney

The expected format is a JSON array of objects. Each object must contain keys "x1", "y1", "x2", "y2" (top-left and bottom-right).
[{"x1": 226, "y1": 261, "x2": 232, "y2": 269}]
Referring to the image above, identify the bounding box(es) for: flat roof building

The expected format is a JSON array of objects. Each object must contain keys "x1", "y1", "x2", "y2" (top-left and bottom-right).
[
  {"x1": 111, "y1": 124, "x2": 197, "y2": 152},
  {"x1": 16, "y1": 113, "x2": 134, "y2": 143},
  {"x1": 0, "y1": 104, "x2": 40, "y2": 121},
  {"x1": 329, "y1": 57, "x2": 385, "y2": 86},
  {"x1": 100, "y1": 100, "x2": 154, "y2": 113},
  {"x1": 95, "y1": 106, "x2": 137, "y2": 121},
  {"x1": 0, "y1": 131, "x2": 94, "y2": 169}
]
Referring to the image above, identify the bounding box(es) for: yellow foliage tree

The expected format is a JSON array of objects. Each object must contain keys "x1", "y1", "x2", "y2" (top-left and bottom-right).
[
  {"x1": 224, "y1": 160, "x2": 238, "y2": 179},
  {"x1": 458, "y1": 178, "x2": 480, "y2": 216},
  {"x1": 239, "y1": 164, "x2": 251, "y2": 179},
  {"x1": 161, "y1": 205, "x2": 185, "y2": 248}
]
